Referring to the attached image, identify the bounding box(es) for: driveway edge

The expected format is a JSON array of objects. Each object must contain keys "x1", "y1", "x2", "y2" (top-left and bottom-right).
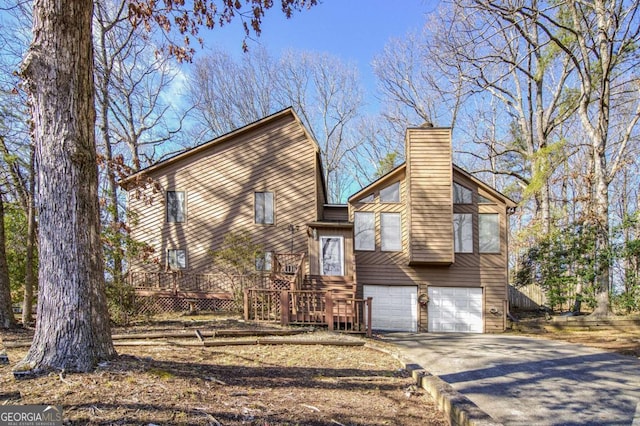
[{"x1": 365, "y1": 342, "x2": 503, "y2": 426}]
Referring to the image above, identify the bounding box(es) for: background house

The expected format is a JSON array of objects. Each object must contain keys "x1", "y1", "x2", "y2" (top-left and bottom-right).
[{"x1": 124, "y1": 109, "x2": 515, "y2": 333}]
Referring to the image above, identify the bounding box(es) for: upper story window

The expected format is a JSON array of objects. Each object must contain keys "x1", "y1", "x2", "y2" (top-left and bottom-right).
[
  {"x1": 478, "y1": 194, "x2": 494, "y2": 204},
  {"x1": 453, "y1": 213, "x2": 473, "y2": 253},
  {"x1": 354, "y1": 212, "x2": 375, "y2": 251},
  {"x1": 255, "y1": 192, "x2": 274, "y2": 225},
  {"x1": 381, "y1": 212, "x2": 402, "y2": 252},
  {"x1": 479, "y1": 213, "x2": 500, "y2": 253},
  {"x1": 167, "y1": 249, "x2": 186, "y2": 270},
  {"x1": 453, "y1": 183, "x2": 473, "y2": 204},
  {"x1": 166, "y1": 191, "x2": 185, "y2": 223},
  {"x1": 380, "y1": 182, "x2": 400, "y2": 203},
  {"x1": 358, "y1": 194, "x2": 374, "y2": 203},
  {"x1": 255, "y1": 251, "x2": 273, "y2": 271}
]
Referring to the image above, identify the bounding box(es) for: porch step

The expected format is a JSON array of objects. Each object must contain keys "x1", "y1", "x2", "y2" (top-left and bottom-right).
[{"x1": 302, "y1": 275, "x2": 356, "y2": 298}]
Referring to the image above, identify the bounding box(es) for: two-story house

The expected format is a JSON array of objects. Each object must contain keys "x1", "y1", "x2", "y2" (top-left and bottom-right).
[{"x1": 123, "y1": 108, "x2": 516, "y2": 333}]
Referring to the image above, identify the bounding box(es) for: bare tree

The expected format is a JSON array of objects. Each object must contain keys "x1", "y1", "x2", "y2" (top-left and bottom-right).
[
  {"x1": 187, "y1": 48, "x2": 363, "y2": 202},
  {"x1": 16, "y1": 0, "x2": 317, "y2": 373},
  {"x1": 474, "y1": 0, "x2": 640, "y2": 315},
  {"x1": 186, "y1": 47, "x2": 278, "y2": 142},
  {"x1": 0, "y1": 0, "x2": 38, "y2": 324}
]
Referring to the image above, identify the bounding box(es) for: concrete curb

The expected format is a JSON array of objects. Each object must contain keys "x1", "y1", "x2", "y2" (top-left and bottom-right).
[{"x1": 365, "y1": 342, "x2": 503, "y2": 426}]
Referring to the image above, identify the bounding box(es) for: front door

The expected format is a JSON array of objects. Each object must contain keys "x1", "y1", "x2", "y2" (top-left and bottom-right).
[{"x1": 320, "y1": 236, "x2": 344, "y2": 276}]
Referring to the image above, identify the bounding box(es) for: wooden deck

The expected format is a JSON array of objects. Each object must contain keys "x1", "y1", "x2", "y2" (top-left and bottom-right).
[{"x1": 129, "y1": 253, "x2": 371, "y2": 336}]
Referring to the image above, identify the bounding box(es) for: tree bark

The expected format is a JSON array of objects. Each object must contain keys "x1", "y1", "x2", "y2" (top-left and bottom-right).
[
  {"x1": 0, "y1": 193, "x2": 17, "y2": 329},
  {"x1": 16, "y1": 0, "x2": 116, "y2": 372},
  {"x1": 22, "y1": 145, "x2": 36, "y2": 324}
]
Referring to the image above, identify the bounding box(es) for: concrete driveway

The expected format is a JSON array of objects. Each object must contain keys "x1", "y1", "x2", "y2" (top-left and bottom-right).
[{"x1": 381, "y1": 333, "x2": 640, "y2": 425}]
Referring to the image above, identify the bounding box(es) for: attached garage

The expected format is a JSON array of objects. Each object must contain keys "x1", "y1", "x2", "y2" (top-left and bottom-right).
[
  {"x1": 428, "y1": 287, "x2": 483, "y2": 333},
  {"x1": 363, "y1": 285, "x2": 418, "y2": 332}
]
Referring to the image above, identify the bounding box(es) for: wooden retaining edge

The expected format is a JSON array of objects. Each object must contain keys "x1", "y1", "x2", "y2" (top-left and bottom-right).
[
  {"x1": 364, "y1": 342, "x2": 502, "y2": 426},
  {"x1": 114, "y1": 339, "x2": 365, "y2": 347},
  {"x1": 111, "y1": 328, "x2": 312, "y2": 340}
]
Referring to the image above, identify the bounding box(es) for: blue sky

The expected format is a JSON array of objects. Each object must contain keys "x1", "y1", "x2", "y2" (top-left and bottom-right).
[{"x1": 198, "y1": 0, "x2": 440, "y2": 104}]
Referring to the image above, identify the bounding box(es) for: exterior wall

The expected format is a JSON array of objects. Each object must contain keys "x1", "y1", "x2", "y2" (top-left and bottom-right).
[
  {"x1": 322, "y1": 205, "x2": 349, "y2": 222},
  {"x1": 406, "y1": 127, "x2": 454, "y2": 264},
  {"x1": 307, "y1": 226, "x2": 355, "y2": 278},
  {"x1": 128, "y1": 112, "x2": 322, "y2": 274},
  {"x1": 349, "y1": 168, "x2": 510, "y2": 333}
]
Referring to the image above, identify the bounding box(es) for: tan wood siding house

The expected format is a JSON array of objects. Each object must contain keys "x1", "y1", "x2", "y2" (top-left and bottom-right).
[
  {"x1": 125, "y1": 109, "x2": 516, "y2": 333},
  {"x1": 124, "y1": 108, "x2": 326, "y2": 276}
]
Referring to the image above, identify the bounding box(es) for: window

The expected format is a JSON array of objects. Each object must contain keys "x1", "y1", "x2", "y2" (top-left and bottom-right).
[
  {"x1": 354, "y1": 212, "x2": 375, "y2": 251},
  {"x1": 255, "y1": 252, "x2": 272, "y2": 271},
  {"x1": 478, "y1": 194, "x2": 494, "y2": 204},
  {"x1": 479, "y1": 214, "x2": 500, "y2": 253},
  {"x1": 167, "y1": 249, "x2": 186, "y2": 270},
  {"x1": 380, "y1": 182, "x2": 400, "y2": 203},
  {"x1": 453, "y1": 213, "x2": 473, "y2": 253},
  {"x1": 255, "y1": 192, "x2": 274, "y2": 224},
  {"x1": 453, "y1": 183, "x2": 472, "y2": 204},
  {"x1": 358, "y1": 194, "x2": 374, "y2": 203},
  {"x1": 166, "y1": 191, "x2": 185, "y2": 223},
  {"x1": 381, "y1": 213, "x2": 402, "y2": 251}
]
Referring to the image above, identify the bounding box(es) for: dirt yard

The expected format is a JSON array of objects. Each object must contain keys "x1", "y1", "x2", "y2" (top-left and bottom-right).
[
  {"x1": 0, "y1": 316, "x2": 448, "y2": 426},
  {"x1": 511, "y1": 313, "x2": 640, "y2": 358}
]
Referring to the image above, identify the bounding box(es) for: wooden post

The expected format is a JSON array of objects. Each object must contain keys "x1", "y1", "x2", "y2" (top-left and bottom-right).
[
  {"x1": 366, "y1": 297, "x2": 373, "y2": 338},
  {"x1": 243, "y1": 289, "x2": 249, "y2": 321},
  {"x1": 280, "y1": 291, "x2": 290, "y2": 325},
  {"x1": 326, "y1": 292, "x2": 334, "y2": 331},
  {"x1": 172, "y1": 272, "x2": 178, "y2": 296}
]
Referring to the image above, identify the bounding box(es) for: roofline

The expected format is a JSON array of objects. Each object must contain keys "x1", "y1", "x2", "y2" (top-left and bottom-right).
[
  {"x1": 121, "y1": 107, "x2": 324, "y2": 188},
  {"x1": 453, "y1": 165, "x2": 517, "y2": 207},
  {"x1": 348, "y1": 163, "x2": 406, "y2": 202},
  {"x1": 347, "y1": 162, "x2": 517, "y2": 208}
]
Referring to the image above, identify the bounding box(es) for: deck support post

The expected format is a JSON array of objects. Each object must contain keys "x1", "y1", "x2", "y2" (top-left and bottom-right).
[
  {"x1": 243, "y1": 289, "x2": 249, "y2": 321},
  {"x1": 366, "y1": 297, "x2": 373, "y2": 338},
  {"x1": 325, "y1": 292, "x2": 334, "y2": 331},
  {"x1": 280, "y1": 291, "x2": 290, "y2": 325}
]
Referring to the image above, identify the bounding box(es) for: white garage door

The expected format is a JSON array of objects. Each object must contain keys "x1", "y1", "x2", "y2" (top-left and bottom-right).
[
  {"x1": 363, "y1": 285, "x2": 417, "y2": 332},
  {"x1": 428, "y1": 287, "x2": 483, "y2": 333}
]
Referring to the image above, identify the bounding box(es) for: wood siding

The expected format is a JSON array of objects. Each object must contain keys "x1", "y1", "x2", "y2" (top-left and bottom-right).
[
  {"x1": 406, "y1": 127, "x2": 454, "y2": 264},
  {"x1": 349, "y1": 168, "x2": 510, "y2": 333},
  {"x1": 128, "y1": 112, "x2": 323, "y2": 275},
  {"x1": 307, "y1": 226, "x2": 355, "y2": 278},
  {"x1": 322, "y1": 205, "x2": 349, "y2": 222}
]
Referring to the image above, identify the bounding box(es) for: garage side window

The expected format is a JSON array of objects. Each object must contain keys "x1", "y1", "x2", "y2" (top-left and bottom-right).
[
  {"x1": 453, "y1": 213, "x2": 473, "y2": 253},
  {"x1": 354, "y1": 212, "x2": 375, "y2": 251},
  {"x1": 479, "y1": 213, "x2": 500, "y2": 253},
  {"x1": 255, "y1": 192, "x2": 274, "y2": 225},
  {"x1": 166, "y1": 191, "x2": 185, "y2": 223},
  {"x1": 381, "y1": 212, "x2": 402, "y2": 251}
]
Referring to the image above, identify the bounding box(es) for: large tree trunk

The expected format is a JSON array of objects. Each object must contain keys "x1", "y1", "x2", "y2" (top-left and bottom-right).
[
  {"x1": 0, "y1": 193, "x2": 17, "y2": 329},
  {"x1": 16, "y1": 0, "x2": 116, "y2": 372}
]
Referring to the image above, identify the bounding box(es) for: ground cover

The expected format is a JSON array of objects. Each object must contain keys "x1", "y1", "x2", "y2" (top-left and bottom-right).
[{"x1": 0, "y1": 316, "x2": 448, "y2": 425}]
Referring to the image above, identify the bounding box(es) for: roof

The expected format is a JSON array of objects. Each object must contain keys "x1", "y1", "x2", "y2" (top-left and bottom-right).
[
  {"x1": 121, "y1": 107, "x2": 327, "y2": 201},
  {"x1": 453, "y1": 165, "x2": 517, "y2": 208},
  {"x1": 348, "y1": 161, "x2": 517, "y2": 208},
  {"x1": 348, "y1": 163, "x2": 406, "y2": 203}
]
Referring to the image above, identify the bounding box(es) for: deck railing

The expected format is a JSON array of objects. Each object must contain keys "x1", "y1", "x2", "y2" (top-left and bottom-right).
[
  {"x1": 244, "y1": 289, "x2": 372, "y2": 337},
  {"x1": 129, "y1": 271, "x2": 269, "y2": 298}
]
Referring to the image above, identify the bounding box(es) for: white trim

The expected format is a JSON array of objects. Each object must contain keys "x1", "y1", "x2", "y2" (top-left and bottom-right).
[{"x1": 319, "y1": 236, "x2": 344, "y2": 276}]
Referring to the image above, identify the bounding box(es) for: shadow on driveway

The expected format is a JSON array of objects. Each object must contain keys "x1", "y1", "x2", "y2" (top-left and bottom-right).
[{"x1": 382, "y1": 333, "x2": 640, "y2": 426}]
